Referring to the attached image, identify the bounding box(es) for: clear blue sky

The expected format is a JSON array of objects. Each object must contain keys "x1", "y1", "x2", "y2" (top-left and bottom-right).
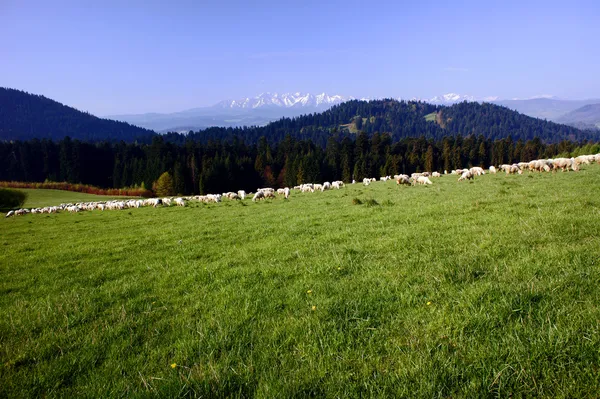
[{"x1": 1, "y1": 0, "x2": 599, "y2": 115}]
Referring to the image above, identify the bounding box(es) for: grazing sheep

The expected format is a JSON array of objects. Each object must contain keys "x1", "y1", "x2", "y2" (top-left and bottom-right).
[
  {"x1": 5, "y1": 210, "x2": 15, "y2": 218},
  {"x1": 331, "y1": 182, "x2": 340, "y2": 189},
  {"x1": 362, "y1": 178, "x2": 370, "y2": 186},
  {"x1": 458, "y1": 170, "x2": 474, "y2": 182},
  {"x1": 314, "y1": 184, "x2": 323, "y2": 191},
  {"x1": 252, "y1": 191, "x2": 265, "y2": 202},
  {"x1": 432, "y1": 172, "x2": 441, "y2": 178},
  {"x1": 470, "y1": 167, "x2": 485, "y2": 176},
  {"x1": 238, "y1": 190, "x2": 246, "y2": 200},
  {"x1": 489, "y1": 166, "x2": 497, "y2": 174},
  {"x1": 552, "y1": 158, "x2": 578, "y2": 172},
  {"x1": 174, "y1": 197, "x2": 186, "y2": 207},
  {"x1": 284, "y1": 187, "x2": 290, "y2": 199},
  {"x1": 415, "y1": 176, "x2": 433, "y2": 185},
  {"x1": 396, "y1": 176, "x2": 411, "y2": 185},
  {"x1": 322, "y1": 182, "x2": 331, "y2": 191}
]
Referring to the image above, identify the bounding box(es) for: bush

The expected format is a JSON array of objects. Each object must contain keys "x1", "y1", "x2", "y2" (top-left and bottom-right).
[{"x1": 0, "y1": 188, "x2": 28, "y2": 210}]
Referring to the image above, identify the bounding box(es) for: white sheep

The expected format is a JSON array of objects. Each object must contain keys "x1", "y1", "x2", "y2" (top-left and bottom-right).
[
  {"x1": 415, "y1": 176, "x2": 433, "y2": 185},
  {"x1": 458, "y1": 170, "x2": 474, "y2": 182},
  {"x1": 238, "y1": 190, "x2": 246, "y2": 200},
  {"x1": 174, "y1": 197, "x2": 186, "y2": 207},
  {"x1": 252, "y1": 191, "x2": 264, "y2": 202}
]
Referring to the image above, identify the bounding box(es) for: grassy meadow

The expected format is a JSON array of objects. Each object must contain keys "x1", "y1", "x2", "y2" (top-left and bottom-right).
[
  {"x1": 1, "y1": 167, "x2": 600, "y2": 397},
  {"x1": 18, "y1": 188, "x2": 136, "y2": 209}
]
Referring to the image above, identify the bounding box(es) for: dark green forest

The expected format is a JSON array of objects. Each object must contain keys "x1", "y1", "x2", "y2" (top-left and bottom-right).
[
  {"x1": 1, "y1": 134, "x2": 591, "y2": 195},
  {"x1": 0, "y1": 88, "x2": 155, "y2": 142},
  {"x1": 168, "y1": 100, "x2": 593, "y2": 145}
]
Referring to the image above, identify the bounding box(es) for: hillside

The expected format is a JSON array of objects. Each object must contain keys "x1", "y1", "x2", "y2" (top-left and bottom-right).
[
  {"x1": 2, "y1": 168, "x2": 600, "y2": 397},
  {"x1": 0, "y1": 88, "x2": 155, "y2": 142},
  {"x1": 0, "y1": 89, "x2": 594, "y2": 145},
  {"x1": 556, "y1": 103, "x2": 600, "y2": 130},
  {"x1": 172, "y1": 99, "x2": 593, "y2": 146}
]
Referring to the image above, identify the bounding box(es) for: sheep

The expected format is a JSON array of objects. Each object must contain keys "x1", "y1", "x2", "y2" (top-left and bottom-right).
[
  {"x1": 415, "y1": 176, "x2": 433, "y2": 185},
  {"x1": 331, "y1": 182, "x2": 340, "y2": 189},
  {"x1": 362, "y1": 178, "x2": 370, "y2": 186},
  {"x1": 470, "y1": 167, "x2": 485, "y2": 176},
  {"x1": 489, "y1": 166, "x2": 497, "y2": 174},
  {"x1": 162, "y1": 198, "x2": 172, "y2": 207},
  {"x1": 174, "y1": 197, "x2": 186, "y2": 207},
  {"x1": 264, "y1": 191, "x2": 276, "y2": 199},
  {"x1": 552, "y1": 158, "x2": 578, "y2": 172},
  {"x1": 252, "y1": 191, "x2": 264, "y2": 202},
  {"x1": 352, "y1": 179, "x2": 356, "y2": 184},
  {"x1": 322, "y1": 182, "x2": 331, "y2": 191},
  {"x1": 396, "y1": 176, "x2": 411, "y2": 185},
  {"x1": 314, "y1": 184, "x2": 323, "y2": 191},
  {"x1": 258, "y1": 188, "x2": 275, "y2": 194},
  {"x1": 458, "y1": 170, "x2": 474, "y2": 182},
  {"x1": 5, "y1": 210, "x2": 14, "y2": 218},
  {"x1": 238, "y1": 190, "x2": 246, "y2": 200},
  {"x1": 283, "y1": 187, "x2": 290, "y2": 199},
  {"x1": 432, "y1": 172, "x2": 441, "y2": 178},
  {"x1": 277, "y1": 188, "x2": 286, "y2": 195}
]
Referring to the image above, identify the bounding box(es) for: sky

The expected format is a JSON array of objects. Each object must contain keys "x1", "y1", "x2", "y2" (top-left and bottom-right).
[{"x1": 1, "y1": 0, "x2": 599, "y2": 115}]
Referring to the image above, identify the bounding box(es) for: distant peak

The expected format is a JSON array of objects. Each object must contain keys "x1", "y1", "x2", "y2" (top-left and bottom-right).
[{"x1": 214, "y1": 92, "x2": 350, "y2": 109}]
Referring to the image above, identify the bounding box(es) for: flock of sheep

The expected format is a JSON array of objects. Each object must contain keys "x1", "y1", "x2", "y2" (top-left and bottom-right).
[{"x1": 5, "y1": 154, "x2": 599, "y2": 218}]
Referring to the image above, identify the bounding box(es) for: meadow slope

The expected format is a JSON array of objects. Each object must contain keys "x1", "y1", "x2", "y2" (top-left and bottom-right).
[{"x1": 1, "y1": 167, "x2": 600, "y2": 397}]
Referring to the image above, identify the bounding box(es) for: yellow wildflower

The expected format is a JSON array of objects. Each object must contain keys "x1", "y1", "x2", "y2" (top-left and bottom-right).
[
  {"x1": 311, "y1": 305, "x2": 316, "y2": 311},
  {"x1": 307, "y1": 290, "x2": 312, "y2": 294},
  {"x1": 171, "y1": 363, "x2": 177, "y2": 369},
  {"x1": 427, "y1": 301, "x2": 432, "y2": 306}
]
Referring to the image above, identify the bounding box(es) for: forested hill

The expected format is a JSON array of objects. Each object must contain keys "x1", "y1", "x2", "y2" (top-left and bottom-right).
[
  {"x1": 0, "y1": 88, "x2": 594, "y2": 145},
  {"x1": 170, "y1": 100, "x2": 593, "y2": 146},
  {"x1": 0, "y1": 88, "x2": 155, "y2": 142}
]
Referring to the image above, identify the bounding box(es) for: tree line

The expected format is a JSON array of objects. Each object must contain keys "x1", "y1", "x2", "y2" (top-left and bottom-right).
[{"x1": 1, "y1": 134, "x2": 595, "y2": 196}]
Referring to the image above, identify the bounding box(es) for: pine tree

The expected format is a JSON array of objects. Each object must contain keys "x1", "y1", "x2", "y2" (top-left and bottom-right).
[{"x1": 153, "y1": 171, "x2": 175, "y2": 196}]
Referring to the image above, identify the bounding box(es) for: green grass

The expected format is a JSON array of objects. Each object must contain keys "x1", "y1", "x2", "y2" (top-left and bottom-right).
[
  {"x1": 1, "y1": 167, "x2": 600, "y2": 397},
  {"x1": 19, "y1": 188, "x2": 136, "y2": 208},
  {"x1": 425, "y1": 111, "x2": 437, "y2": 122}
]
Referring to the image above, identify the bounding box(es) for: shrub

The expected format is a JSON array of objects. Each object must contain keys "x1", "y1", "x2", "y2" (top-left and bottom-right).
[{"x1": 0, "y1": 188, "x2": 28, "y2": 210}]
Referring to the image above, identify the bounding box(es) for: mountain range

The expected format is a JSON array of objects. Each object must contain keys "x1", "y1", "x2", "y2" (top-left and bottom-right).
[
  {"x1": 106, "y1": 92, "x2": 354, "y2": 133},
  {"x1": 107, "y1": 92, "x2": 600, "y2": 133},
  {"x1": 1, "y1": 87, "x2": 598, "y2": 144}
]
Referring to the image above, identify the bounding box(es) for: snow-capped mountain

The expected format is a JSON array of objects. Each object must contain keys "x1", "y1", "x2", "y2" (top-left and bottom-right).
[
  {"x1": 427, "y1": 93, "x2": 476, "y2": 103},
  {"x1": 215, "y1": 92, "x2": 352, "y2": 109}
]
